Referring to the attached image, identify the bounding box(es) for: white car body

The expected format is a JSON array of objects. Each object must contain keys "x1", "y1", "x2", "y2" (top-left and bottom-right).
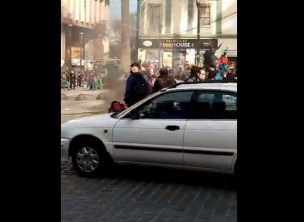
[{"x1": 61, "y1": 82, "x2": 237, "y2": 176}]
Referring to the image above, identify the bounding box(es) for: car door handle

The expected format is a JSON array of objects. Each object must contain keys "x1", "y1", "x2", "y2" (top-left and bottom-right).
[{"x1": 165, "y1": 125, "x2": 180, "y2": 131}]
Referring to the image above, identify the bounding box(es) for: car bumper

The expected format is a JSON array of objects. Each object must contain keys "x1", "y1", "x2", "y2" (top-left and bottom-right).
[{"x1": 61, "y1": 138, "x2": 71, "y2": 160}]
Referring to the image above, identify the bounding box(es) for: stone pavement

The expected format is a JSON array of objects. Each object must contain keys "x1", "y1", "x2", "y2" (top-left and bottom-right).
[
  {"x1": 61, "y1": 161, "x2": 237, "y2": 222},
  {"x1": 61, "y1": 87, "x2": 123, "y2": 116}
]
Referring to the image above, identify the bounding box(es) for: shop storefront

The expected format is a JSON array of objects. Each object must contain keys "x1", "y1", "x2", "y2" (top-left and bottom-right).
[{"x1": 137, "y1": 38, "x2": 218, "y2": 72}]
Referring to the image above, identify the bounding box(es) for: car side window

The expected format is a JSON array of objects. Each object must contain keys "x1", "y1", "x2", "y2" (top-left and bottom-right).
[
  {"x1": 134, "y1": 91, "x2": 193, "y2": 119},
  {"x1": 188, "y1": 90, "x2": 237, "y2": 119}
]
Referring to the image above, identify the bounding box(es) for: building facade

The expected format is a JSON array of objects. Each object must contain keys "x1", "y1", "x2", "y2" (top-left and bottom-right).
[
  {"x1": 137, "y1": 0, "x2": 237, "y2": 71},
  {"x1": 61, "y1": 0, "x2": 110, "y2": 71}
]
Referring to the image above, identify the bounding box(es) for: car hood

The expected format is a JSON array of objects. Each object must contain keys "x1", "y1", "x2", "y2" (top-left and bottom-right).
[{"x1": 61, "y1": 113, "x2": 119, "y2": 129}]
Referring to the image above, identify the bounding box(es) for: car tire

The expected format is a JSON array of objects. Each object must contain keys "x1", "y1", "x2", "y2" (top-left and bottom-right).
[{"x1": 71, "y1": 140, "x2": 110, "y2": 177}]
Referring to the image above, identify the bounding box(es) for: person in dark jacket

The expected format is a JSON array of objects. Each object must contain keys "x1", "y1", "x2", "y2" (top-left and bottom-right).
[
  {"x1": 153, "y1": 68, "x2": 177, "y2": 93},
  {"x1": 124, "y1": 63, "x2": 151, "y2": 107},
  {"x1": 69, "y1": 70, "x2": 76, "y2": 89}
]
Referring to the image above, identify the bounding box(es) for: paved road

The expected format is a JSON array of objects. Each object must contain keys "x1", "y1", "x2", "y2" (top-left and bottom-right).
[
  {"x1": 61, "y1": 161, "x2": 237, "y2": 222},
  {"x1": 61, "y1": 90, "x2": 237, "y2": 222}
]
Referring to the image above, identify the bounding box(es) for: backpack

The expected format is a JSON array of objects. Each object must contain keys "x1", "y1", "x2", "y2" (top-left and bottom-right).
[
  {"x1": 133, "y1": 73, "x2": 149, "y2": 96},
  {"x1": 108, "y1": 100, "x2": 126, "y2": 113}
]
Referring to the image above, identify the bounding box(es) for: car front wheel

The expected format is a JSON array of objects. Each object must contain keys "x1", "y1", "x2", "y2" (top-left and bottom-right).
[{"x1": 71, "y1": 141, "x2": 107, "y2": 177}]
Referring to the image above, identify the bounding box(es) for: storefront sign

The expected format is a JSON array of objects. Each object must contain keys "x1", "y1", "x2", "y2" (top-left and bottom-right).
[
  {"x1": 139, "y1": 39, "x2": 218, "y2": 50},
  {"x1": 160, "y1": 39, "x2": 195, "y2": 49}
]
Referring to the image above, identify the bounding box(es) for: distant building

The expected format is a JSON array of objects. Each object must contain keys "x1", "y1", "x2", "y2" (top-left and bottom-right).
[
  {"x1": 137, "y1": 0, "x2": 237, "y2": 71},
  {"x1": 61, "y1": 0, "x2": 110, "y2": 71}
]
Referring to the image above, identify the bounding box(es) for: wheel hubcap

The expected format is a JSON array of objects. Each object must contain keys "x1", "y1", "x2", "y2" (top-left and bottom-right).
[{"x1": 76, "y1": 146, "x2": 100, "y2": 173}]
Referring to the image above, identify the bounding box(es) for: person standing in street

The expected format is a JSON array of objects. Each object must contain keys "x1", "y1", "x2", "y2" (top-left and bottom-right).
[
  {"x1": 153, "y1": 68, "x2": 177, "y2": 93},
  {"x1": 77, "y1": 72, "x2": 82, "y2": 87},
  {"x1": 184, "y1": 66, "x2": 204, "y2": 82},
  {"x1": 124, "y1": 62, "x2": 152, "y2": 107},
  {"x1": 141, "y1": 62, "x2": 155, "y2": 86},
  {"x1": 198, "y1": 67, "x2": 207, "y2": 81},
  {"x1": 69, "y1": 70, "x2": 76, "y2": 90}
]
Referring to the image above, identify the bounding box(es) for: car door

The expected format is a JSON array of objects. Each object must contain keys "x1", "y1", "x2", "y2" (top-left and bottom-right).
[
  {"x1": 183, "y1": 90, "x2": 237, "y2": 170},
  {"x1": 112, "y1": 91, "x2": 193, "y2": 166}
]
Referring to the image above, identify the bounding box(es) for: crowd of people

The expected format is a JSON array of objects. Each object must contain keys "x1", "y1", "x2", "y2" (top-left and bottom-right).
[
  {"x1": 123, "y1": 62, "x2": 178, "y2": 107},
  {"x1": 61, "y1": 53, "x2": 236, "y2": 112},
  {"x1": 61, "y1": 70, "x2": 102, "y2": 90},
  {"x1": 123, "y1": 53, "x2": 236, "y2": 107}
]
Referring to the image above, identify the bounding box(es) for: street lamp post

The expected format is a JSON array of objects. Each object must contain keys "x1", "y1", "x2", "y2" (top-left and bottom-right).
[
  {"x1": 158, "y1": 24, "x2": 162, "y2": 68},
  {"x1": 136, "y1": 0, "x2": 140, "y2": 62},
  {"x1": 79, "y1": 32, "x2": 84, "y2": 71},
  {"x1": 196, "y1": 0, "x2": 201, "y2": 66},
  {"x1": 95, "y1": 33, "x2": 102, "y2": 74}
]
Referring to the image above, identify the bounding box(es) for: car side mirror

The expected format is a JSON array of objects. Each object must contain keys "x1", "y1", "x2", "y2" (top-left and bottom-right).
[{"x1": 129, "y1": 110, "x2": 140, "y2": 120}]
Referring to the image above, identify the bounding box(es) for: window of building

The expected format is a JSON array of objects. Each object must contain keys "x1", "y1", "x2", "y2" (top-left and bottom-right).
[
  {"x1": 147, "y1": 4, "x2": 162, "y2": 35},
  {"x1": 165, "y1": 0, "x2": 172, "y2": 34},
  {"x1": 200, "y1": 4, "x2": 211, "y2": 27},
  {"x1": 187, "y1": 0, "x2": 194, "y2": 33}
]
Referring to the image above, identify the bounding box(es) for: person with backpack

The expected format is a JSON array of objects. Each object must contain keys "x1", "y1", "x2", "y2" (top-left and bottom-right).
[{"x1": 123, "y1": 62, "x2": 152, "y2": 107}]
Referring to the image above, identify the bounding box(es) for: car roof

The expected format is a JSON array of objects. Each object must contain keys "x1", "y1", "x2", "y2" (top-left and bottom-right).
[{"x1": 168, "y1": 81, "x2": 237, "y2": 92}]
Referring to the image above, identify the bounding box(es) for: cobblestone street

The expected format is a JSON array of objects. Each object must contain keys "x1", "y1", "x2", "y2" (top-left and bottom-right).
[{"x1": 61, "y1": 161, "x2": 237, "y2": 222}]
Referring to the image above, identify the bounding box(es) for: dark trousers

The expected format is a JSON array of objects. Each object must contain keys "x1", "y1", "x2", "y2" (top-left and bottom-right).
[{"x1": 70, "y1": 80, "x2": 76, "y2": 89}]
